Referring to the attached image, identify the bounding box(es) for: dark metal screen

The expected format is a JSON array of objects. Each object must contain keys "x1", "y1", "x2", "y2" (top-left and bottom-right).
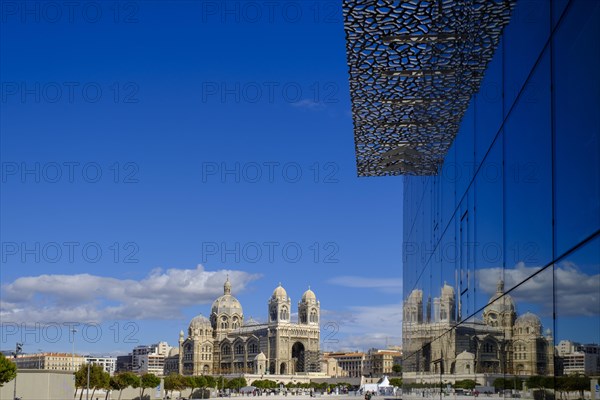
[{"x1": 343, "y1": 0, "x2": 516, "y2": 176}]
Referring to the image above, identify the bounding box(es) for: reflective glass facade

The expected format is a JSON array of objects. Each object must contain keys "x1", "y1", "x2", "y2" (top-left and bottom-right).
[{"x1": 402, "y1": 0, "x2": 600, "y2": 395}]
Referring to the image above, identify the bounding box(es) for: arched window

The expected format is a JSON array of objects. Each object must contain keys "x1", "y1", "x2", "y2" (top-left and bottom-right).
[
  {"x1": 280, "y1": 306, "x2": 289, "y2": 320},
  {"x1": 299, "y1": 310, "x2": 307, "y2": 324},
  {"x1": 222, "y1": 345, "x2": 231, "y2": 355},
  {"x1": 310, "y1": 309, "x2": 318, "y2": 323},
  {"x1": 232, "y1": 317, "x2": 239, "y2": 329},
  {"x1": 248, "y1": 342, "x2": 258, "y2": 354},
  {"x1": 270, "y1": 306, "x2": 277, "y2": 321},
  {"x1": 221, "y1": 316, "x2": 229, "y2": 329},
  {"x1": 235, "y1": 344, "x2": 244, "y2": 355}
]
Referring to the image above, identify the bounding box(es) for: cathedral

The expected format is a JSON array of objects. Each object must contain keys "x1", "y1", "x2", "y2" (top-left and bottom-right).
[
  {"x1": 177, "y1": 278, "x2": 321, "y2": 376},
  {"x1": 403, "y1": 280, "x2": 554, "y2": 379}
]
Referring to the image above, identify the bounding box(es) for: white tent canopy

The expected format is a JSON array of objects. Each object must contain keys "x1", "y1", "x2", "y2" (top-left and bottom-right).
[{"x1": 378, "y1": 376, "x2": 391, "y2": 387}]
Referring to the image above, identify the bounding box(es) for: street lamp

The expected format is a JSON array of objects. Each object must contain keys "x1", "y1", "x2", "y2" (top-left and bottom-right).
[
  {"x1": 71, "y1": 328, "x2": 77, "y2": 372},
  {"x1": 138, "y1": 360, "x2": 146, "y2": 399},
  {"x1": 37, "y1": 349, "x2": 43, "y2": 370},
  {"x1": 86, "y1": 359, "x2": 91, "y2": 400},
  {"x1": 12, "y1": 342, "x2": 23, "y2": 400}
]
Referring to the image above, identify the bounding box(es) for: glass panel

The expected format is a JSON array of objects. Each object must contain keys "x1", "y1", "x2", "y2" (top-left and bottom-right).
[
  {"x1": 441, "y1": 145, "x2": 457, "y2": 232},
  {"x1": 475, "y1": 38, "x2": 504, "y2": 166},
  {"x1": 504, "y1": 50, "x2": 553, "y2": 273},
  {"x1": 552, "y1": 0, "x2": 570, "y2": 28},
  {"x1": 474, "y1": 137, "x2": 505, "y2": 315},
  {"x1": 455, "y1": 100, "x2": 476, "y2": 203},
  {"x1": 503, "y1": 0, "x2": 551, "y2": 111},
  {"x1": 554, "y1": 0, "x2": 600, "y2": 256},
  {"x1": 554, "y1": 235, "x2": 600, "y2": 377}
]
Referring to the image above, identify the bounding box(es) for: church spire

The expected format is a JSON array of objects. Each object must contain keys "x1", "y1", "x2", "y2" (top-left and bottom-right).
[
  {"x1": 497, "y1": 279, "x2": 505, "y2": 293},
  {"x1": 224, "y1": 274, "x2": 231, "y2": 295}
]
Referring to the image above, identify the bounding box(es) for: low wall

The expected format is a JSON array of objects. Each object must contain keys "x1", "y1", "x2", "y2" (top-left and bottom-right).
[{"x1": 0, "y1": 370, "x2": 74, "y2": 400}]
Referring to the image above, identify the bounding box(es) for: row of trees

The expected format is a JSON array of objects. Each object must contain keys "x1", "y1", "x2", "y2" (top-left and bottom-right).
[
  {"x1": 75, "y1": 365, "x2": 160, "y2": 400},
  {"x1": 525, "y1": 375, "x2": 591, "y2": 400},
  {"x1": 252, "y1": 379, "x2": 354, "y2": 391},
  {"x1": 493, "y1": 374, "x2": 591, "y2": 395},
  {"x1": 163, "y1": 374, "x2": 248, "y2": 399}
]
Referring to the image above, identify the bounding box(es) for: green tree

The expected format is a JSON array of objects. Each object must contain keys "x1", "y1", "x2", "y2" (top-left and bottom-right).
[
  {"x1": 389, "y1": 378, "x2": 403, "y2": 387},
  {"x1": 0, "y1": 354, "x2": 17, "y2": 387},
  {"x1": 455, "y1": 380, "x2": 477, "y2": 390},
  {"x1": 187, "y1": 375, "x2": 208, "y2": 399},
  {"x1": 110, "y1": 372, "x2": 140, "y2": 400},
  {"x1": 493, "y1": 378, "x2": 506, "y2": 391},
  {"x1": 564, "y1": 374, "x2": 590, "y2": 399},
  {"x1": 90, "y1": 365, "x2": 109, "y2": 400},
  {"x1": 392, "y1": 364, "x2": 403, "y2": 375},
  {"x1": 527, "y1": 375, "x2": 554, "y2": 400},
  {"x1": 140, "y1": 373, "x2": 161, "y2": 400},
  {"x1": 164, "y1": 374, "x2": 186, "y2": 399},
  {"x1": 227, "y1": 377, "x2": 247, "y2": 391},
  {"x1": 253, "y1": 379, "x2": 277, "y2": 389},
  {"x1": 74, "y1": 364, "x2": 109, "y2": 400},
  {"x1": 205, "y1": 375, "x2": 217, "y2": 389}
]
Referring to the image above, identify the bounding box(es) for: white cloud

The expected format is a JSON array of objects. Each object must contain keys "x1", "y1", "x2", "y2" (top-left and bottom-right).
[
  {"x1": 327, "y1": 275, "x2": 403, "y2": 294},
  {"x1": 320, "y1": 303, "x2": 403, "y2": 351},
  {"x1": 290, "y1": 99, "x2": 326, "y2": 111},
  {"x1": 477, "y1": 261, "x2": 599, "y2": 317},
  {"x1": 0, "y1": 265, "x2": 261, "y2": 324}
]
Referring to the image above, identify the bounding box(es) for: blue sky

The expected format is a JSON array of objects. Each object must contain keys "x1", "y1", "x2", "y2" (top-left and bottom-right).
[{"x1": 0, "y1": 1, "x2": 404, "y2": 355}]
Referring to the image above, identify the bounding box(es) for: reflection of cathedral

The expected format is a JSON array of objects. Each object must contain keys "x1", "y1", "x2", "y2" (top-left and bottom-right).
[
  {"x1": 403, "y1": 280, "x2": 554, "y2": 378},
  {"x1": 178, "y1": 278, "x2": 321, "y2": 376}
]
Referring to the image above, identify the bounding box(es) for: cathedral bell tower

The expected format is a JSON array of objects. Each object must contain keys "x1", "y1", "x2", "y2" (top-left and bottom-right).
[
  {"x1": 298, "y1": 287, "x2": 320, "y2": 325},
  {"x1": 268, "y1": 283, "x2": 291, "y2": 324}
]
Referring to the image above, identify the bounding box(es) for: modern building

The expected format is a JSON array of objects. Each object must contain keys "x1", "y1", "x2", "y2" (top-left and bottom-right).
[
  {"x1": 556, "y1": 341, "x2": 600, "y2": 375},
  {"x1": 85, "y1": 356, "x2": 117, "y2": 375},
  {"x1": 115, "y1": 354, "x2": 133, "y2": 373},
  {"x1": 177, "y1": 278, "x2": 321, "y2": 376},
  {"x1": 343, "y1": 0, "x2": 599, "y2": 388},
  {"x1": 132, "y1": 341, "x2": 171, "y2": 372}
]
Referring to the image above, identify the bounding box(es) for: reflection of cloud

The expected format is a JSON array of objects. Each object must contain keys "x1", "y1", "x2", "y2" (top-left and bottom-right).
[
  {"x1": 0, "y1": 266, "x2": 261, "y2": 324},
  {"x1": 330, "y1": 333, "x2": 403, "y2": 352},
  {"x1": 290, "y1": 99, "x2": 326, "y2": 111},
  {"x1": 327, "y1": 276, "x2": 402, "y2": 294},
  {"x1": 320, "y1": 304, "x2": 403, "y2": 351},
  {"x1": 477, "y1": 262, "x2": 599, "y2": 317}
]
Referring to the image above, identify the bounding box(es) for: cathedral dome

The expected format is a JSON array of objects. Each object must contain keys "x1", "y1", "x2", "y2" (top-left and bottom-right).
[
  {"x1": 211, "y1": 294, "x2": 243, "y2": 316},
  {"x1": 272, "y1": 283, "x2": 288, "y2": 299},
  {"x1": 301, "y1": 287, "x2": 317, "y2": 302},
  {"x1": 515, "y1": 312, "x2": 541, "y2": 327},
  {"x1": 485, "y1": 280, "x2": 515, "y2": 314},
  {"x1": 189, "y1": 314, "x2": 211, "y2": 328},
  {"x1": 211, "y1": 276, "x2": 243, "y2": 317}
]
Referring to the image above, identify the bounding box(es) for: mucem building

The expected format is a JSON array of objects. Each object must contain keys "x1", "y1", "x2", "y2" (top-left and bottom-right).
[{"x1": 344, "y1": 0, "x2": 599, "y2": 390}]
